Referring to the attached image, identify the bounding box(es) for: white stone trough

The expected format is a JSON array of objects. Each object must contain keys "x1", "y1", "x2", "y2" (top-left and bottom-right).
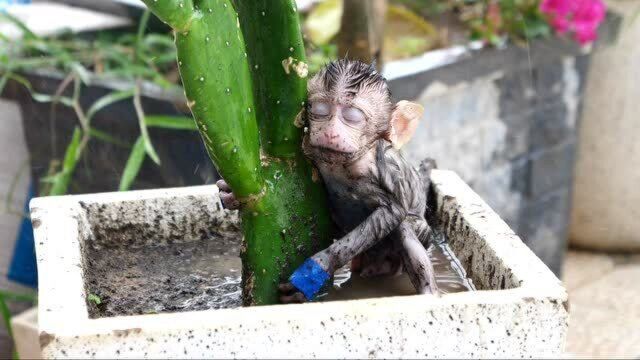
[{"x1": 31, "y1": 170, "x2": 568, "y2": 358}]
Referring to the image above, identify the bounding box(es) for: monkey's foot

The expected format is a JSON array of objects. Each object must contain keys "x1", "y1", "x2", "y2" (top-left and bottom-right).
[{"x1": 359, "y1": 259, "x2": 402, "y2": 278}]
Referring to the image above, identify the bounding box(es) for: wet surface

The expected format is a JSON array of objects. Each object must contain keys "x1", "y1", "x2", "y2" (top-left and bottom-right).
[
  {"x1": 84, "y1": 228, "x2": 243, "y2": 318},
  {"x1": 324, "y1": 231, "x2": 475, "y2": 302},
  {"x1": 85, "y1": 223, "x2": 473, "y2": 318}
]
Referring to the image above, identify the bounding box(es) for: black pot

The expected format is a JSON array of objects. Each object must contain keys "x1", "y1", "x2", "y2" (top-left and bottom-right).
[{"x1": 1, "y1": 71, "x2": 217, "y2": 195}]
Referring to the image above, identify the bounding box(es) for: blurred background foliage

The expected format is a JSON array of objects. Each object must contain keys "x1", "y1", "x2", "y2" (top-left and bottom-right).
[{"x1": 0, "y1": 0, "x2": 566, "y2": 198}]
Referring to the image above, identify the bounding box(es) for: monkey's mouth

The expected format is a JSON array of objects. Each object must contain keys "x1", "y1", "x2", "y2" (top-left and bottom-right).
[{"x1": 314, "y1": 145, "x2": 354, "y2": 156}]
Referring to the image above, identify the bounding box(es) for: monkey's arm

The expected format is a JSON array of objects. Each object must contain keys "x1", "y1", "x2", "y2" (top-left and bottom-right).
[{"x1": 284, "y1": 203, "x2": 406, "y2": 301}]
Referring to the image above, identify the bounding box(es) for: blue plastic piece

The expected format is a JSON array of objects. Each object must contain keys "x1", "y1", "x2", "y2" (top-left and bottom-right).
[
  {"x1": 0, "y1": 0, "x2": 31, "y2": 11},
  {"x1": 8, "y1": 182, "x2": 37, "y2": 288},
  {"x1": 289, "y1": 258, "x2": 330, "y2": 300}
]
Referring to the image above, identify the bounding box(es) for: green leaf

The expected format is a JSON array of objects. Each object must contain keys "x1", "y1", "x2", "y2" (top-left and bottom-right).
[
  {"x1": 49, "y1": 127, "x2": 82, "y2": 196},
  {"x1": 118, "y1": 136, "x2": 146, "y2": 191},
  {"x1": 0, "y1": 290, "x2": 37, "y2": 303},
  {"x1": 87, "y1": 294, "x2": 102, "y2": 305},
  {"x1": 5, "y1": 73, "x2": 75, "y2": 107},
  {"x1": 135, "y1": 10, "x2": 151, "y2": 64},
  {"x1": 70, "y1": 62, "x2": 91, "y2": 84},
  {"x1": 0, "y1": 12, "x2": 39, "y2": 40},
  {"x1": 86, "y1": 89, "x2": 135, "y2": 122},
  {"x1": 88, "y1": 128, "x2": 131, "y2": 148},
  {"x1": 133, "y1": 85, "x2": 160, "y2": 165},
  {"x1": 0, "y1": 295, "x2": 14, "y2": 349},
  {"x1": 0, "y1": 72, "x2": 10, "y2": 94},
  {"x1": 145, "y1": 115, "x2": 197, "y2": 131}
]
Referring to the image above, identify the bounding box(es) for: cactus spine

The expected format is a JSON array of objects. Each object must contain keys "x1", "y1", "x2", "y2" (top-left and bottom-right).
[{"x1": 141, "y1": 0, "x2": 333, "y2": 305}]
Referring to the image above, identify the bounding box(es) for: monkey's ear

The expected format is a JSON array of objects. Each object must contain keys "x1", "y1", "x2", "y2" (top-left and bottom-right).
[{"x1": 388, "y1": 100, "x2": 424, "y2": 149}]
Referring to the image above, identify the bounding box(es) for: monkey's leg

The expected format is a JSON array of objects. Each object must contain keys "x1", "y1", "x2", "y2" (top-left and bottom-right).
[
  {"x1": 283, "y1": 204, "x2": 406, "y2": 302},
  {"x1": 398, "y1": 221, "x2": 438, "y2": 295}
]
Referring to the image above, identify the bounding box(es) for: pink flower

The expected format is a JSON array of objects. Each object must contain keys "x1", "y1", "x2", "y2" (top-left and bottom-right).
[
  {"x1": 551, "y1": 16, "x2": 570, "y2": 34},
  {"x1": 540, "y1": 0, "x2": 573, "y2": 17},
  {"x1": 540, "y1": 0, "x2": 606, "y2": 45}
]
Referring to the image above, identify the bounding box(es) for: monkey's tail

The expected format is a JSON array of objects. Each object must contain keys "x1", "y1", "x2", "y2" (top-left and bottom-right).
[{"x1": 418, "y1": 158, "x2": 438, "y2": 178}]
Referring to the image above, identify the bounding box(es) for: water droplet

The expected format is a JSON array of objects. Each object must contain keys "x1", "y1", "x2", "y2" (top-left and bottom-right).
[
  {"x1": 301, "y1": 101, "x2": 305, "y2": 106},
  {"x1": 178, "y1": 61, "x2": 183, "y2": 66},
  {"x1": 183, "y1": 31, "x2": 189, "y2": 36},
  {"x1": 225, "y1": 41, "x2": 230, "y2": 47},
  {"x1": 261, "y1": 11, "x2": 265, "y2": 16},
  {"x1": 284, "y1": 137, "x2": 289, "y2": 141},
  {"x1": 281, "y1": 229, "x2": 286, "y2": 235},
  {"x1": 244, "y1": 52, "x2": 247, "y2": 58},
  {"x1": 304, "y1": 126, "x2": 309, "y2": 133},
  {"x1": 225, "y1": 88, "x2": 231, "y2": 94},
  {"x1": 208, "y1": 8, "x2": 213, "y2": 13},
  {"x1": 179, "y1": 2, "x2": 184, "y2": 8},
  {"x1": 232, "y1": 147, "x2": 238, "y2": 153},
  {"x1": 223, "y1": 3, "x2": 227, "y2": 8},
  {"x1": 199, "y1": 76, "x2": 205, "y2": 82},
  {"x1": 248, "y1": 107, "x2": 252, "y2": 113},
  {"x1": 254, "y1": 64, "x2": 259, "y2": 69},
  {"x1": 289, "y1": 47, "x2": 294, "y2": 52},
  {"x1": 205, "y1": 36, "x2": 210, "y2": 42},
  {"x1": 276, "y1": 100, "x2": 280, "y2": 104}
]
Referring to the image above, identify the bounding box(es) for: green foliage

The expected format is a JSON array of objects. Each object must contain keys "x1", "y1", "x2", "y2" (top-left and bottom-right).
[
  {"x1": 141, "y1": 0, "x2": 334, "y2": 305},
  {"x1": 119, "y1": 136, "x2": 147, "y2": 192},
  {"x1": 0, "y1": 11, "x2": 192, "y2": 196},
  {"x1": 0, "y1": 289, "x2": 37, "y2": 360},
  {"x1": 87, "y1": 293, "x2": 102, "y2": 305},
  {"x1": 440, "y1": 0, "x2": 551, "y2": 46}
]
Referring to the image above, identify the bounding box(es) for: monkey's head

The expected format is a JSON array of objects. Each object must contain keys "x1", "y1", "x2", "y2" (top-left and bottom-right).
[{"x1": 304, "y1": 59, "x2": 423, "y2": 165}]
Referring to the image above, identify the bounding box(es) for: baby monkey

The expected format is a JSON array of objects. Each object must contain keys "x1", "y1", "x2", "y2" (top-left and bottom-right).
[{"x1": 218, "y1": 59, "x2": 437, "y2": 303}]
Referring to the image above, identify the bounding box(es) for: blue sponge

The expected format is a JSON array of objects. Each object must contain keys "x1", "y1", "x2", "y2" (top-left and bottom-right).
[{"x1": 289, "y1": 258, "x2": 330, "y2": 300}]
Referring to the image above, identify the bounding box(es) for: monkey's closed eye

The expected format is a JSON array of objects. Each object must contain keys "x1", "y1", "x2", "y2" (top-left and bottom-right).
[
  {"x1": 310, "y1": 102, "x2": 331, "y2": 117},
  {"x1": 342, "y1": 106, "x2": 366, "y2": 124}
]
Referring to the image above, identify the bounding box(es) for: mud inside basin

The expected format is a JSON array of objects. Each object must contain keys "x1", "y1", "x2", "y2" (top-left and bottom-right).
[{"x1": 81, "y1": 198, "x2": 474, "y2": 318}]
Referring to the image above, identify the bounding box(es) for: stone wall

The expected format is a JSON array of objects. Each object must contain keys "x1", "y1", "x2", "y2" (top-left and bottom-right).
[{"x1": 388, "y1": 38, "x2": 592, "y2": 275}]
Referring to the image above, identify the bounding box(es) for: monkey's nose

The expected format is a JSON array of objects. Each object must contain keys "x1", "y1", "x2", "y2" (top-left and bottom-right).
[{"x1": 325, "y1": 132, "x2": 339, "y2": 139}]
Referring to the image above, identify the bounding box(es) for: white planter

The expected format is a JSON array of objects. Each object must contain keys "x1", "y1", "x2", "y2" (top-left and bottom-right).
[
  {"x1": 10, "y1": 307, "x2": 42, "y2": 359},
  {"x1": 31, "y1": 170, "x2": 568, "y2": 358}
]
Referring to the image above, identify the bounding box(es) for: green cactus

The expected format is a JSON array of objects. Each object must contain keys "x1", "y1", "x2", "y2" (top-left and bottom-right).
[{"x1": 141, "y1": 0, "x2": 333, "y2": 305}]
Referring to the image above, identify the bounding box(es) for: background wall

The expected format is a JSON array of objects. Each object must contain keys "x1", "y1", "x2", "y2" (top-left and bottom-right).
[{"x1": 570, "y1": 0, "x2": 640, "y2": 251}]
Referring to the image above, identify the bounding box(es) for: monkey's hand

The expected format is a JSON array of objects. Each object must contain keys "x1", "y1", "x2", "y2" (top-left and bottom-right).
[
  {"x1": 279, "y1": 257, "x2": 333, "y2": 303},
  {"x1": 216, "y1": 179, "x2": 240, "y2": 210}
]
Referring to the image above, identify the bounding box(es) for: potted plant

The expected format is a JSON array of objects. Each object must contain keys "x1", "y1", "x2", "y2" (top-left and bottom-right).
[{"x1": 30, "y1": 1, "x2": 569, "y2": 357}]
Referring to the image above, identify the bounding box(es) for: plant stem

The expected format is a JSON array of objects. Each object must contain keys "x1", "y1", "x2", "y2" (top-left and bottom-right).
[{"x1": 234, "y1": 0, "x2": 308, "y2": 157}]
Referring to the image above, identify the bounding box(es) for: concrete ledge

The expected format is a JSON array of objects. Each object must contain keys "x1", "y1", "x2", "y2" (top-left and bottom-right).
[{"x1": 32, "y1": 170, "x2": 567, "y2": 358}]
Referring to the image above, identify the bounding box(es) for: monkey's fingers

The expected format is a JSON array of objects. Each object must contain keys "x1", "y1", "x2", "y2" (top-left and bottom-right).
[
  {"x1": 216, "y1": 179, "x2": 231, "y2": 192},
  {"x1": 279, "y1": 292, "x2": 307, "y2": 304},
  {"x1": 219, "y1": 192, "x2": 240, "y2": 210},
  {"x1": 278, "y1": 282, "x2": 296, "y2": 294}
]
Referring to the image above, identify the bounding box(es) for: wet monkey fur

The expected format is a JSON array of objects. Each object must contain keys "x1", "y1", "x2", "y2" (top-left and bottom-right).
[{"x1": 218, "y1": 59, "x2": 437, "y2": 303}]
